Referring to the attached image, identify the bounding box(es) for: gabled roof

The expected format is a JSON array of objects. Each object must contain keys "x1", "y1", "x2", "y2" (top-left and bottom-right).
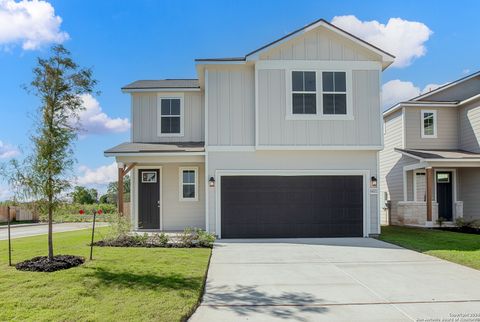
[
  {"x1": 395, "y1": 148, "x2": 480, "y2": 162},
  {"x1": 122, "y1": 79, "x2": 200, "y2": 92},
  {"x1": 195, "y1": 18, "x2": 395, "y2": 69},
  {"x1": 383, "y1": 70, "x2": 480, "y2": 118},
  {"x1": 411, "y1": 70, "x2": 480, "y2": 102}
]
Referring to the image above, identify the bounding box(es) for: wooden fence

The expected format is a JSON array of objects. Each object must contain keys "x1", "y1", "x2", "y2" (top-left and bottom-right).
[{"x1": 0, "y1": 206, "x2": 38, "y2": 222}]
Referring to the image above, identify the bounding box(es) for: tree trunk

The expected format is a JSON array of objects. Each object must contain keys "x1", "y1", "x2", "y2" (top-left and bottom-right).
[{"x1": 48, "y1": 194, "x2": 54, "y2": 260}]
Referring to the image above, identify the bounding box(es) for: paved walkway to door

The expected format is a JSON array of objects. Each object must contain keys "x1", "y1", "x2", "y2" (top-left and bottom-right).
[{"x1": 190, "y1": 238, "x2": 480, "y2": 321}]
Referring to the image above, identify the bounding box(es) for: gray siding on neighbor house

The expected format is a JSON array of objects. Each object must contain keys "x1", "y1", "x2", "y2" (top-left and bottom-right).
[
  {"x1": 459, "y1": 98, "x2": 480, "y2": 153},
  {"x1": 458, "y1": 167, "x2": 480, "y2": 221},
  {"x1": 257, "y1": 69, "x2": 381, "y2": 146},
  {"x1": 380, "y1": 110, "x2": 404, "y2": 223},
  {"x1": 132, "y1": 92, "x2": 204, "y2": 143},
  {"x1": 404, "y1": 106, "x2": 459, "y2": 150},
  {"x1": 206, "y1": 65, "x2": 255, "y2": 146},
  {"x1": 419, "y1": 76, "x2": 480, "y2": 102},
  {"x1": 259, "y1": 27, "x2": 380, "y2": 62}
]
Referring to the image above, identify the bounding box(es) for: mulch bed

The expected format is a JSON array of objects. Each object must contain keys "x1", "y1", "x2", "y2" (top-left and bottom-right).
[
  {"x1": 92, "y1": 235, "x2": 212, "y2": 248},
  {"x1": 15, "y1": 255, "x2": 85, "y2": 272},
  {"x1": 434, "y1": 226, "x2": 480, "y2": 235}
]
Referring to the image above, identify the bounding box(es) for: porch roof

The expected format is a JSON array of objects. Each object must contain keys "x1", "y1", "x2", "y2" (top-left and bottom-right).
[
  {"x1": 104, "y1": 142, "x2": 205, "y2": 156},
  {"x1": 395, "y1": 148, "x2": 480, "y2": 161}
]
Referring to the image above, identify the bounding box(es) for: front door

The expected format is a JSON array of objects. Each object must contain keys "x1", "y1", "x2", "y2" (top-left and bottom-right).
[
  {"x1": 436, "y1": 171, "x2": 453, "y2": 221},
  {"x1": 138, "y1": 169, "x2": 160, "y2": 229}
]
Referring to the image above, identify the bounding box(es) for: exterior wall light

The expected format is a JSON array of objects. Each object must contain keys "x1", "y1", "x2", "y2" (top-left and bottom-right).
[
  {"x1": 371, "y1": 176, "x2": 377, "y2": 188},
  {"x1": 208, "y1": 177, "x2": 216, "y2": 187}
]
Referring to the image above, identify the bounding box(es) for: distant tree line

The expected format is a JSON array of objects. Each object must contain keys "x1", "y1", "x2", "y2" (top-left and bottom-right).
[{"x1": 70, "y1": 176, "x2": 130, "y2": 205}]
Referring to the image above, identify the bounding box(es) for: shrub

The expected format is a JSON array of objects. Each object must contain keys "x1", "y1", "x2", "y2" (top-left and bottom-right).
[
  {"x1": 455, "y1": 218, "x2": 473, "y2": 228},
  {"x1": 196, "y1": 229, "x2": 216, "y2": 248},
  {"x1": 179, "y1": 227, "x2": 216, "y2": 248},
  {"x1": 436, "y1": 217, "x2": 446, "y2": 227},
  {"x1": 152, "y1": 233, "x2": 169, "y2": 247}
]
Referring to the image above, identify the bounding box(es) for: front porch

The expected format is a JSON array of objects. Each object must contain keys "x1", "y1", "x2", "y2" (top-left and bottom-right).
[
  {"x1": 395, "y1": 148, "x2": 480, "y2": 227},
  {"x1": 104, "y1": 142, "x2": 206, "y2": 231}
]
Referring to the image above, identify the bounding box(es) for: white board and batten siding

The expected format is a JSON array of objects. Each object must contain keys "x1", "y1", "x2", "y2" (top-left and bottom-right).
[
  {"x1": 206, "y1": 65, "x2": 255, "y2": 146},
  {"x1": 131, "y1": 92, "x2": 204, "y2": 143},
  {"x1": 256, "y1": 69, "x2": 381, "y2": 146},
  {"x1": 259, "y1": 27, "x2": 380, "y2": 62}
]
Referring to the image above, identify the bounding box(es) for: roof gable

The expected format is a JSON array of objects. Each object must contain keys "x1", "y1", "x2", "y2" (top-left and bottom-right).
[{"x1": 246, "y1": 19, "x2": 394, "y2": 69}]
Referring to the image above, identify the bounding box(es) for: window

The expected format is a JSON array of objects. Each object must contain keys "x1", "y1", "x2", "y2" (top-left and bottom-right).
[
  {"x1": 437, "y1": 173, "x2": 450, "y2": 183},
  {"x1": 322, "y1": 72, "x2": 347, "y2": 115},
  {"x1": 421, "y1": 110, "x2": 437, "y2": 138},
  {"x1": 179, "y1": 167, "x2": 198, "y2": 201},
  {"x1": 141, "y1": 171, "x2": 157, "y2": 183},
  {"x1": 291, "y1": 71, "x2": 316, "y2": 114},
  {"x1": 160, "y1": 98, "x2": 181, "y2": 134},
  {"x1": 157, "y1": 94, "x2": 184, "y2": 136}
]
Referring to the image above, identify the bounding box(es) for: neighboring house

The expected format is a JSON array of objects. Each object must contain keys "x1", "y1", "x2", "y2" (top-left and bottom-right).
[
  {"x1": 380, "y1": 71, "x2": 480, "y2": 227},
  {"x1": 105, "y1": 18, "x2": 395, "y2": 238}
]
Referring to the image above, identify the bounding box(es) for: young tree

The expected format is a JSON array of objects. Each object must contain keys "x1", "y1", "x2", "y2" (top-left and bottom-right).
[
  {"x1": 71, "y1": 186, "x2": 98, "y2": 204},
  {"x1": 10, "y1": 45, "x2": 96, "y2": 260}
]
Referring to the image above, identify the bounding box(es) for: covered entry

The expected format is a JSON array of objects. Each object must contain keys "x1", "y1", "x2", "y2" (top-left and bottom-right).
[{"x1": 220, "y1": 174, "x2": 364, "y2": 238}]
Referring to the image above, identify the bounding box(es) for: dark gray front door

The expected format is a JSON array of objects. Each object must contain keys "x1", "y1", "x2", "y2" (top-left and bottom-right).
[
  {"x1": 436, "y1": 171, "x2": 453, "y2": 221},
  {"x1": 221, "y1": 175, "x2": 363, "y2": 238},
  {"x1": 138, "y1": 169, "x2": 160, "y2": 229}
]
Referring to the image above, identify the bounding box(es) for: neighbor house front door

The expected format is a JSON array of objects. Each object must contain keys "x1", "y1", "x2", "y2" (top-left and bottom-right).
[
  {"x1": 138, "y1": 169, "x2": 160, "y2": 229},
  {"x1": 436, "y1": 171, "x2": 453, "y2": 221}
]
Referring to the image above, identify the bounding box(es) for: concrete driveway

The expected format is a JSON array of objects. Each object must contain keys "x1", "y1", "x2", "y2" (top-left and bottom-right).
[{"x1": 190, "y1": 238, "x2": 480, "y2": 321}]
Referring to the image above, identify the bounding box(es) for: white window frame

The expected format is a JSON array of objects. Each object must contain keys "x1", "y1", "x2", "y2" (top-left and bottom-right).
[
  {"x1": 286, "y1": 69, "x2": 353, "y2": 121},
  {"x1": 157, "y1": 92, "x2": 184, "y2": 137},
  {"x1": 179, "y1": 167, "x2": 198, "y2": 201},
  {"x1": 421, "y1": 110, "x2": 437, "y2": 138},
  {"x1": 291, "y1": 71, "x2": 318, "y2": 115}
]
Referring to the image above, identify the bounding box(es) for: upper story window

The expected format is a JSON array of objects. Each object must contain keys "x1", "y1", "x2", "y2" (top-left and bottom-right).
[
  {"x1": 287, "y1": 69, "x2": 352, "y2": 120},
  {"x1": 292, "y1": 71, "x2": 316, "y2": 114},
  {"x1": 179, "y1": 167, "x2": 198, "y2": 201},
  {"x1": 157, "y1": 94, "x2": 184, "y2": 137},
  {"x1": 421, "y1": 110, "x2": 437, "y2": 138},
  {"x1": 322, "y1": 72, "x2": 346, "y2": 115}
]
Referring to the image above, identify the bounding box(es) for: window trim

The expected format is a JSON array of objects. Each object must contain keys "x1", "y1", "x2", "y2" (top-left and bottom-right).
[
  {"x1": 179, "y1": 167, "x2": 198, "y2": 201},
  {"x1": 421, "y1": 109, "x2": 437, "y2": 139},
  {"x1": 157, "y1": 93, "x2": 185, "y2": 137},
  {"x1": 285, "y1": 69, "x2": 353, "y2": 121}
]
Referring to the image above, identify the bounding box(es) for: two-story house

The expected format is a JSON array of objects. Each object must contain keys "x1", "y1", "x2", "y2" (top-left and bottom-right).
[
  {"x1": 380, "y1": 71, "x2": 480, "y2": 227},
  {"x1": 105, "y1": 18, "x2": 395, "y2": 238}
]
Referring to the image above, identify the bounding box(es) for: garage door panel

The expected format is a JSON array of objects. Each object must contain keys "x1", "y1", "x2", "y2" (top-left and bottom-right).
[{"x1": 221, "y1": 175, "x2": 363, "y2": 238}]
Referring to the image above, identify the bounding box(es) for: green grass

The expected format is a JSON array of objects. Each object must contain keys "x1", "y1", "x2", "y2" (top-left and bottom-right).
[
  {"x1": 379, "y1": 225, "x2": 480, "y2": 270},
  {"x1": 0, "y1": 228, "x2": 211, "y2": 321}
]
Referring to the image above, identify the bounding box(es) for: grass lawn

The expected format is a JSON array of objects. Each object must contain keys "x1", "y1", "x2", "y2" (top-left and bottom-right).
[
  {"x1": 379, "y1": 225, "x2": 480, "y2": 270},
  {"x1": 0, "y1": 228, "x2": 211, "y2": 322}
]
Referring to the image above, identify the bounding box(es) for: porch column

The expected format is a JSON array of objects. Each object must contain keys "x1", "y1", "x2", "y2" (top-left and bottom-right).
[
  {"x1": 117, "y1": 162, "x2": 137, "y2": 215},
  {"x1": 426, "y1": 167, "x2": 433, "y2": 222},
  {"x1": 118, "y1": 165, "x2": 124, "y2": 215}
]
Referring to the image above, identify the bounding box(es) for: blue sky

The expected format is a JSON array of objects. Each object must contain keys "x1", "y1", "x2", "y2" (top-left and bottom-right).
[{"x1": 0, "y1": 0, "x2": 479, "y2": 199}]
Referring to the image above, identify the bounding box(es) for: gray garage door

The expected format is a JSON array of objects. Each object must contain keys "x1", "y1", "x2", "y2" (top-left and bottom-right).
[{"x1": 221, "y1": 175, "x2": 363, "y2": 238}]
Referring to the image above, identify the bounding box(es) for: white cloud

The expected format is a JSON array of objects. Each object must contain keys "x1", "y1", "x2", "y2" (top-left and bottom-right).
[
  {"x1": 331, "y1": 15, "x2": 433, "y2": 68},
  {"x1": 0, "y1": 0, "x2": 69, "y2": 50},
  {"x1": 382, "y1": 80, "x2": 445, "y2": 108},
  {"x1": 78, "y1": 94, "x2": 130, "y2": 135},
  {"x1": 462, "y1": 69, "x2": 471, "y2": 75},
  {"x1": 76, "y1": 162, "x2": 117, "y2": 186},
  {"x1": 0, "y1": 140, "x2": 20, "y2": 159}
]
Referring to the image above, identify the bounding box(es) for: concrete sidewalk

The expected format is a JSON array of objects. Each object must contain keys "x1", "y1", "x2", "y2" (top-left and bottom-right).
[
  {"x1": 0, "y1": 222, "x2": 108, "y2": 240},
  {"x1": 190, "y1": 238, "x2": 480, "y2": 321}
]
